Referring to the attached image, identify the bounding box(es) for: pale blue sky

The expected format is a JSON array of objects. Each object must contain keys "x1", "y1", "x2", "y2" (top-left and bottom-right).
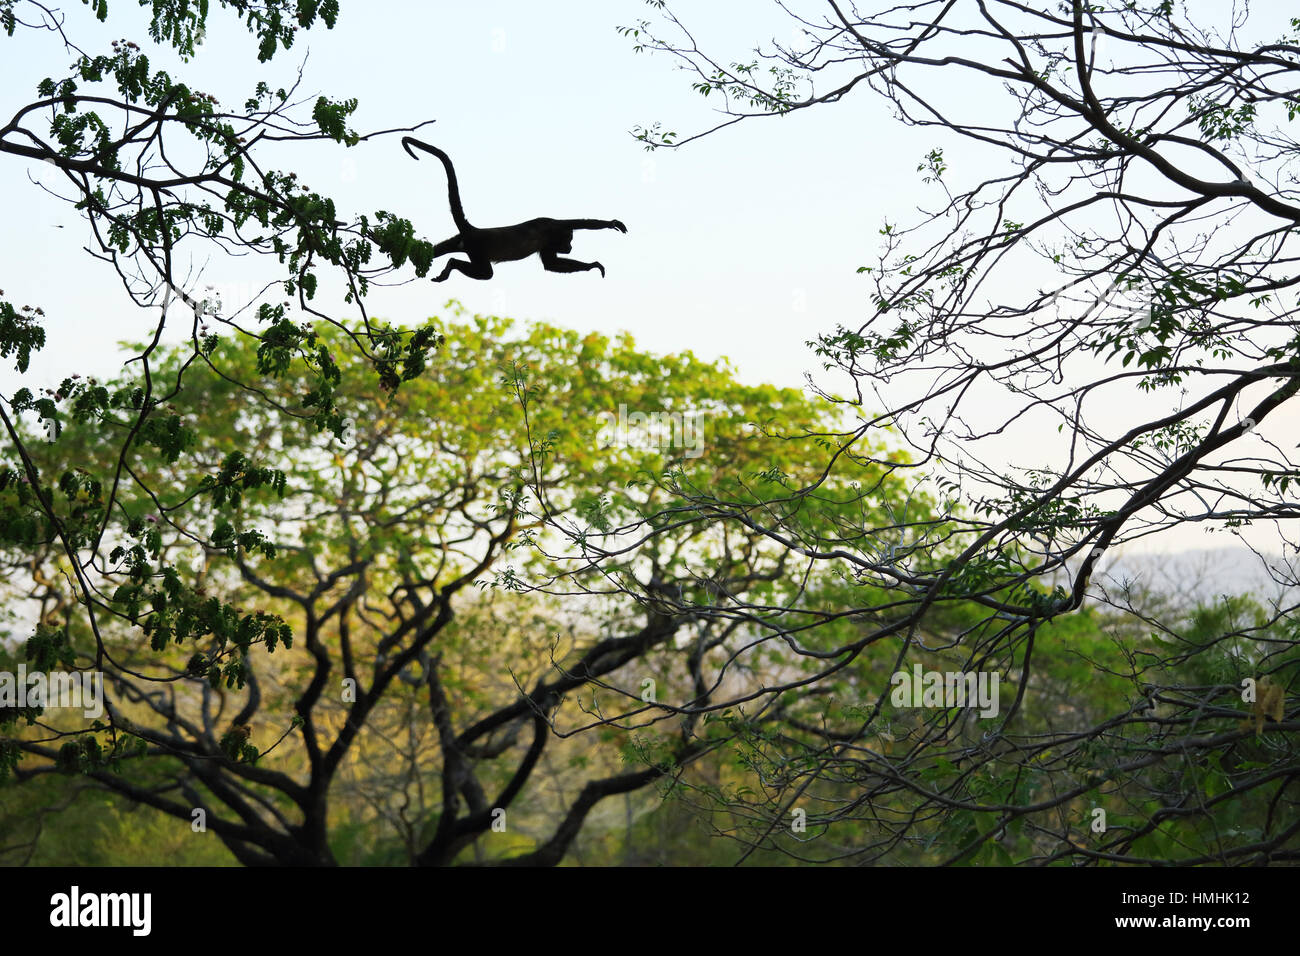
[{"x1": 0, "y1": 0, "x2": 938, "y2": 393}]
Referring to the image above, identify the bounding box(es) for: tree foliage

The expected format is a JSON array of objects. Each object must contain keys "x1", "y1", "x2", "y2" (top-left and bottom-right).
[
  {"x1": 0, "y1": 306, "x2": 918, "y2": 865},
  {"x1": 598, "y1": 0, "x2": 1300, "y2": 863}
]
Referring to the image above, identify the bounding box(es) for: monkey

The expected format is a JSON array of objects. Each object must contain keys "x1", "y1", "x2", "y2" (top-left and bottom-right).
[{"x1": 401, "y1": 137, "x2": 627, "y2": 282}]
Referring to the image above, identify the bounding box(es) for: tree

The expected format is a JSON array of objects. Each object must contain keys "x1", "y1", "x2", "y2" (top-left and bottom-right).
[
  {"x1": 0, "y1": 0, "x2": 645, "y2": 865},
  {"x1": 571, "y1": 0, "x2": 1300, "y2": 863},
  {"x1": 1, "y1": 0, "x2": 443, "y2": 401},
  {"x1": 0, "y1": 308, "x2": 919, "y2": 865},
  {"x1": 0, "y1": 0, "x2": 442, "y2": 741}
]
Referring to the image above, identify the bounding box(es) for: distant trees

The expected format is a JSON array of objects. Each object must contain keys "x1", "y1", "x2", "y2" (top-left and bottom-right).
[
  {"x1": 1, "y1": 311, "x2": 917, "y2": 864},
  {"x1": 0, "y1": 0, "x2": 437, "y2": 862},
  {"x1": 575, "y1": 0, "x2": 1300, "y2": 863}
]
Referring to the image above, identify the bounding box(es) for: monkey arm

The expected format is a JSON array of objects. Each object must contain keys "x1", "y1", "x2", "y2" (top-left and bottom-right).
[
  {"x1": 564, "y1": 219, "x2": 627, "y2": 233},
  {"x1": 431, "y1": 235, "x2": 463, "y2": 258}
]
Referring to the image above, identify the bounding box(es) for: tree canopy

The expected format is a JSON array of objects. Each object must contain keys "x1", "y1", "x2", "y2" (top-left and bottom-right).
[
  {"x1": 1, "y1": 304, "x2": 932, "y2": 864},
  {"x1": 580, "y1": 0, "x2": 1300, "y2": 864},
  {"x1": 1, "y1": 0, "x2": 1297, "y2": 870}
]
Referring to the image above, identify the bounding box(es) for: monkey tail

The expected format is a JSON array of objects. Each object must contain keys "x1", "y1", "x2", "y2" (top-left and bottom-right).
[{"x1": 401, "y1": 137, "x2": 472, "y2": 232}]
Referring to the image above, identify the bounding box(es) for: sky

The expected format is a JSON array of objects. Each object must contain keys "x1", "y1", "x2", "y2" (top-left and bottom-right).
[
  {"x1": 0, "y1": 0, "x2": 1295, "y2": 565},
  {"x1": 0, "y1": 0, "x2": 936, "y2": 393}
]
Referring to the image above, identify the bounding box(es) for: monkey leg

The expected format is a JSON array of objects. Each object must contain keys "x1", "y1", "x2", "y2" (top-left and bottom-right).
[
  {"x1": 432, "y1": 257, "x2": 494, "y2": 282},
  {"x1": 540, "y1": 251, "x2": 605, "y2": 277}
]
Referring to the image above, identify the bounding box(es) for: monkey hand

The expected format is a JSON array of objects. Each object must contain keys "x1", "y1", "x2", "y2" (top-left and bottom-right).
[{"x1": 612, "y1": 220, "x2": 627, "y2": 233}]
